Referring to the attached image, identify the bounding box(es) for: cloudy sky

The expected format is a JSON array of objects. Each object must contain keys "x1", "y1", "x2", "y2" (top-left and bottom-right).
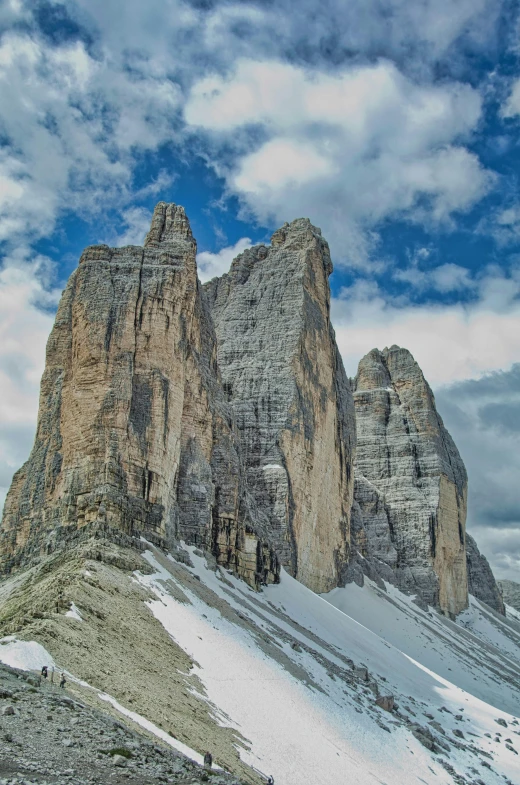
[{"x1": 0, "y1": 0, "x2": 519, "y2": 580}]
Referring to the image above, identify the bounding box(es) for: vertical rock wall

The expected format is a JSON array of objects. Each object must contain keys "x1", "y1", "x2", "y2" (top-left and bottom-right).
[
  {"x1": 466, "y1": 534, "x2": 505, "y2": 614},
  {"x1": 352, "y1": 346, "x2": 468, "y2": 616},
  {"x1": 0, "y1": 203, "x2": 279, "y2": 587},
  {"x1": 204, "y1": 219, "x2": 356, "y2": 593}
]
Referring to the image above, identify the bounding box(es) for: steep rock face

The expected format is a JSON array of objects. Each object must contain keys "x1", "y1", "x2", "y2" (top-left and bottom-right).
[
  {"x1": 351, "y1": 346, "x2": 468, "y2": 616},
  {"x1": 465, "y1": 534, "x2": 505, "y2": 614},
  {"x1": 0, "y1": 203, "x2": 278, "y2": 587},
  {"x1": 204, "y1": 219, "x2": 356, "y2": 593},
  {"x1": 498, "y1": 579, "x2": 520, "y2": 613}
]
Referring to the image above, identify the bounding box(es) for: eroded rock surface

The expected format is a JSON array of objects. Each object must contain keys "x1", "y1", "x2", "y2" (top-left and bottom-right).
[
  {"x1": 204, "y1": 219, "x2": 356, "y2": 593},
  {"x1": 466, "y1": 534, "x2": 505, "y2": 614},
  {"x1": 499, "y1": 579, "x2": 520, "y2": 613},
  {"x1": 0, "y1": 203, "x2": 278, "y2": 588},
  {"x1": 350, "y1": 346, "x2": 468, "y2": 616}
]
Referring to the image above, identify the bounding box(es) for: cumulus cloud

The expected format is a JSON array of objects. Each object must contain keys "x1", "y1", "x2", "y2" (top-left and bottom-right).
[
  {"x1": 197, "y1": 237, "x2": 252, "y2": 283},
  {"x1": 185, "y1": 59, "x2": 493, "y2": 266},
  {"x1": 0, "y1": 252, "x2": 58, "y2": 511},
  {"x1": 435, "y1": 366, "x2": 520, "y2": 580},
  {"x1": 0, "y1": 30, "x2": 182, "y2": 246},
  {"x1": 332, "y1": 267, "x2": 520, "y2": 384},
  {"x1": 500, "y1": 76, "x2": 520, "y2": 118}
]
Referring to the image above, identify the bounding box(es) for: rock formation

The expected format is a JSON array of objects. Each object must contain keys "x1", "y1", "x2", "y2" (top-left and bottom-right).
[
  {"x1": 0, "y1": 205, "x2": 355, "y2": 594},
  {"x1": 466, "y1": 534, "x2": 505, "y2": 614},
  {"x1": 498, "y1": 579, "x2": 520, "y2": 613},
  {"x1": 1, "y1": 200, "x2": 501, "y2": 616},
  {"x1": 204, "y1": 219, "x2": 355, "y2": 593},
  {"x1": 349, "y1": 346, "x2": 468, "y2": 617},
  {"x1": 0, "y1": 203, "x2": 279, "y2": 587}
]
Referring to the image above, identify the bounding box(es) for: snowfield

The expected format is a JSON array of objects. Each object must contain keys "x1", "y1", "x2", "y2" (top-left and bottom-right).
[
  {"x1": 2, "y1": 546, "x2": 518, "y2": 785},
  {"x1": 134, "y1": 547, "x2": 520, "y2": 785}
]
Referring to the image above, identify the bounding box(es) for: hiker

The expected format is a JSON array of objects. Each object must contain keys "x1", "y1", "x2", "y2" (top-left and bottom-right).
[
  {"x1": 59, "y1": 672, "x2": 66, "y2": 689},
  {"x1": 41, "y1": 665, "x2": 48, "y2": 679},
  {"x1": 203, "y1": 751, "x2": 212, "y2": 769},
  {"x1": 266, "y1": 777, "x2": 274, "y2": 785}
]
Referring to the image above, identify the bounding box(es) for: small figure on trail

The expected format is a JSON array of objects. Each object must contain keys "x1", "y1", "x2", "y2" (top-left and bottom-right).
[
  {"x1": 59, "y1": 672, "x2": 66, "y2": 689},
  {"x1": 266, "y1": 776, "x2": 274, "y2": 785},
  {"x1": 203, "y1": 751, "x2": 212, "y2": 769},
  {"x1": 41, "y1": 665, "x2": 48, "y2": 679}
]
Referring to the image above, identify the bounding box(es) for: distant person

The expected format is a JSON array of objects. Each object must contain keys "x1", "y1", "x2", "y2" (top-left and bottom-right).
[
  {"x1": 41, "y1": 666, "x2": 48, "y2": 679},
  {"x1": 266, "y1": 777, "x2": 274, "y2": 784},
  {"x1": 203, "y1": 751, "x2": 212, "y2": 769},
  {"x1": 59, "y1": 673, "x2": 66, "y2": 689}
]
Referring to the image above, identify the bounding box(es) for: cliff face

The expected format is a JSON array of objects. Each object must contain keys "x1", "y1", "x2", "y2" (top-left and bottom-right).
[
  {"x1": 0, "y1": 206, "x2": 357, "y2": 593},
  {"x1": 350, "y1": 346, "x2": 468, "y2": 617},
  {"x1": 498, "y1": 579, "x2": 520, "y2": 613},
  {"x1": 2, "y1": 201, "x2": 499, "y2": 616},
  {"x1": 204, "y1": 220, "x2": 356, "y2": 593},
  {"x1": 465, "y1": 534, "x2": 505, "y2": 614},
  {"x1": 0, "y1": 203, "x2": 278, "y2": 587}
]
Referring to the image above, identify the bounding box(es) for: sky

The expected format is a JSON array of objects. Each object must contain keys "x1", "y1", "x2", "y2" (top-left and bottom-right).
[{"x1": 0, "y1": 0, "x2": 519, "y2": 581}]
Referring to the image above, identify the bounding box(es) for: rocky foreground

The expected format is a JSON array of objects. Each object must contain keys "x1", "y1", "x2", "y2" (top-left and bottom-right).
[{"x1": 0, "y1": 661, "x2": 245, "y2": 785}]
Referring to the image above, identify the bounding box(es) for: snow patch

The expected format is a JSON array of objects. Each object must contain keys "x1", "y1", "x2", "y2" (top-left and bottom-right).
[
  {"x1": 98, "y1": 693, "x2": 207, "y2": 766},
  {"x1": 0, "y1": 638, "x2": 55, "y2": 671},
  {"x1": 262, "y1": 464, "x2": 283, "y2": 470},
  {"x1": 65, "y1": 602, "x2": 83, "y2": 621}
]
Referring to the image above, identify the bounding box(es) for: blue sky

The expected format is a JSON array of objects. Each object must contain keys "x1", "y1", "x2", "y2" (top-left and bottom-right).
[{"x1": 1, "y1": 0, "x2": 520, "y2": 580}]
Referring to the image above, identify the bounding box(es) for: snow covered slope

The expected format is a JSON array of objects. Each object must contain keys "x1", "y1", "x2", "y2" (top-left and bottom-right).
[
  {"x1": 1, "y1": 542, "x2": 518, "y2": 785},
  {"x1": 325, "y1": 580, "x2": 520, "y2": 715},
  {"x1": 134, "y1": 546, "x2": 519, "y2": 785}
]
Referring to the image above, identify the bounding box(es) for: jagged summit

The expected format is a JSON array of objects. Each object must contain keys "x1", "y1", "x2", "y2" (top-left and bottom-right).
[
  {"x1": 350, "y1": 344, "x2": 469, "y2": 617},
  {"x1": 0, "y1": 203, "x2": 353, "y2": 594},
  {"x1": 0, "y1": 201, "x2": 503, "y2": 618},
  {"x1": 144, "y1": 201, "x2": 194, "y2": 246}
]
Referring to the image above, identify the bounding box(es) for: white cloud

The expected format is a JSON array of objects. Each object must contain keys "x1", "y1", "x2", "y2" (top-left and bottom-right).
[
  {"x1": 197, "y1": 237, "x2": 252, "y2": 283},
  {"x1": 332, "y1": 269, "x2": 520, "y2": 384},
  {"x1": 435, "y1": 366, "x2": 520, "y2": 580},
  {"x1": 0, "y1": 252, "x2": 58, "y2": 512},
  {"x1": 103, "y1": 207, "x2": 154, "y2": 248},
  {"x1": 185, "y1": 59, "x2": 492, "y2": 266},
  {"x1": 394, "y1": 261, "x2": 475, "y2": 293},
  {"x1": 0, "y1": 31, "x2": 182, "y2": 246},
  {"x1": 500, "y1": 77, "x2": 520, "y2": 118}
]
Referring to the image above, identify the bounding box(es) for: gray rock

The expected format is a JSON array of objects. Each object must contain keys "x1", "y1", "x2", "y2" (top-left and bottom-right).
[
  {"x1": 349, "y1": 346, "x2": 468, "y2": 617},
  {"x1": 0, "y1": 202, "x2": 278, "y2": 589},
  {"x1": 205, "y1": 218, "x2": 355, "y2": 593},
  {"x1": 498, "y1": 579, "x2": 520, "y2": 613},
  {"x1": 375, "y1": 695, "x2": 395, "y2": 712},
  {"x1": 2, "y1": 705, "x2": 15, "y2": 715},
  {"x1": 466, "y1": 534, "x2": 505, "y2": 614},
  {"x1": 111, "y1": 755, "x2": 127, "y2": 767}
]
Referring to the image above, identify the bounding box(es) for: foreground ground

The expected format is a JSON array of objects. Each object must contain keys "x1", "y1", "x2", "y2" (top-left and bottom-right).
[{"x1": 1, "y1": 538, "x2": 519, "y2": 785}]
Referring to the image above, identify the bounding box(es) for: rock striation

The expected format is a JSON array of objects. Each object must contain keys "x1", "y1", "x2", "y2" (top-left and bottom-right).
[
  {"x1": 498, "y1": 579, "x2": 520, "y2": 613},
  {"x1": 0, "y1": 205, "x2": 355, "y2": 594},
  {"x1": 0, "y1": 203, "x2": 278, "y2": 588},
  {"x1": 204, "y1": 220, "x2": 355, "y2": 593},
  {"x1": 466, "y1": 534, "x2": 505, "y2": 614},
  {"x1": 349, "y1": 346, "x2": 468, "y2": 617},
  {"x1": 1, "y1": 200, "x2": 501, "y2": 616}
]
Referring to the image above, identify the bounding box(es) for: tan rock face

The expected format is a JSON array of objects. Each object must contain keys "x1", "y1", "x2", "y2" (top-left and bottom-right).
[
  {"x1": 351, "y1": 346, "x2": 468, "y2": 616},
  {"x1": 204, "y1": 219, "x2": 355, "y2": 593},
  {"x1": 0, "y1": 203, "x2": 278, "y2": 588}
]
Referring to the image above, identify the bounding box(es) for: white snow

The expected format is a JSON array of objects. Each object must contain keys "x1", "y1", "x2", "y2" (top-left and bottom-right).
[
  {"x1": 98, "y1": 693, "x2": 208, "y2": 766},
  {"x1": 506, "y1": 603, "x2": 520, "y2": 622},
  {"x1": 325, "y1": 579, "x2": 520, "y2": 715},
  {"x1": 65, "y1": 602, "x2": 83, "y2": 621},
  {"x1": 0, "y1": 637, "x2": 55, "y2": 671},
  {"x1": 134, "y1": 547, "x2": 520, "y2": 785},
  {"x1": 262, "y1": 464, "x2": 283, "y2": 470}
]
